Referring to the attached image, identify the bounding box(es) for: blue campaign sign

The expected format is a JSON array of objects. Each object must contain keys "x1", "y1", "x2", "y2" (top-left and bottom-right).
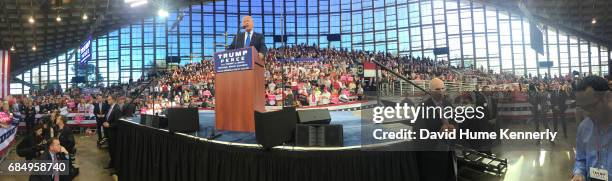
[
  {"x1": 214, "y1": 48, "x2": 253, "y2": 73},
  {"x1": 79, "y1": 35, "x2": 92, "y2": 64}
]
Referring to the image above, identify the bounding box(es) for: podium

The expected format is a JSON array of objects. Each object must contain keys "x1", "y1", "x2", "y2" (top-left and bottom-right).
[{"x1": 214, "y1": 46, "x2": 265, "y2": 132}]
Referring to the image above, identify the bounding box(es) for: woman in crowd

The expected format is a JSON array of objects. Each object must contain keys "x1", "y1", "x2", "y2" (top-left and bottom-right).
[{"x1": 23, "y1": 99, "x2": 37, "y2": 133}]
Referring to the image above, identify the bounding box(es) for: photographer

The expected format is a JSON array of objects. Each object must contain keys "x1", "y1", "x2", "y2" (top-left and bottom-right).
[
  {"x1": 54, "y1": 116, "x2": 75, "y2": 155},
  {"x1": 16, "y1": 124, "x2": 46, "y2": 160}
]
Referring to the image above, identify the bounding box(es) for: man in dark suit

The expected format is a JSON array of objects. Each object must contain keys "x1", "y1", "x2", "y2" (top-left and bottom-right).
[
  {"x1": 228, "y1": 16, "x2": 267, "y2": 59},
  {"x1": 121, "y1": 97, "x2": 137, "y2": 117},
  {"x1": 551, "y1": 85, "x2": 568, "y2": 139},
  {"x1": 29, "y1": 138, "x2": 71, "y2": 181},
  {"x1": 103, "y1": 95, "x2": 121, "y2": 170},
  {"x1": 413, "y1": 78, "x2": 457, "y2": 181},
  {"x1": 93, "y1": 95, "x2": 109, "y2": 141}
]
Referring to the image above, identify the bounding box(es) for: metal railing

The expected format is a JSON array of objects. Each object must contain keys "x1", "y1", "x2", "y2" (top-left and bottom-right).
[{"x1": 382, "y1": 80, "x2": 477, "y2": 97}]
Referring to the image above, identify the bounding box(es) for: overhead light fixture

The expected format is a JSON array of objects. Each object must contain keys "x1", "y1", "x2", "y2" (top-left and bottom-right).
[
  {"x1": 28, "y1": 16, "x2": 35, "y2": 23},
  {"x1": 127, "y1": 0, "x2": 148, "y2": 7},
  {"x1": 591, "y1": 17, "x2": 597, "y2": 24},
  {"x1": 56, "y1": 15, "x2": 62, "y2": 22},
  {"x1": 10, "y1": 46, "x2": 15, "y2": 51},
  {"x1": 158, "y1": 9, "x2": 168, "y2": 18},
  {"x1": 32, "y1": 45, "x2": 36, "y2": 51},
  {"x1": 82, "y1": 13, "x2": 88, "y2": 20}
]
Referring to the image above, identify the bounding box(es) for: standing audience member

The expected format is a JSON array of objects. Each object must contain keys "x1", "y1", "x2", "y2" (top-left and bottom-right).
[
  {"x1": 23, "y1": 100, "x2": 37, "y2": 133},
  {"x1": 103, "y1": 95, "x2": 121, "y2": 171},
  {"x1": 93, "y1": 96, "x2": 108, "y2": 142}
]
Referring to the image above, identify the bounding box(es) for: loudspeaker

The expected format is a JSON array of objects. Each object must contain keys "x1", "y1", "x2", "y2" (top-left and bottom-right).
[
  {"x1": 433, "y1": 47, "x2": 449, "y2": 55},
  {"x1": 255, "y1": 107, "x2": 298, "y2": 149},
  {"x1": 167, "y1": 108, "x2": 200, "y2": 132},
  {"x1": 166, "y1": 56, "x2": 181, "y2": 63},
  {"x1": 140, "y1": 114, "x2": 168, "y2": 129},
  {"x1": 327, "y1": 34, "x2": 341, "y2": 41},
  {"x1": 273, "y1": 35, "x2": 288, "y2": 42},
  {"x1": 295, "y1": 124, "x2": 343, "y2": 147},
  {"x1": 297, "y1": 109, "x2": 331, "y2": 124},
  {"x1": 538, "y1": 61, "x2": 553, "y2": 68},
  {"x1": 71, "y1": 76, "x2": 87, "y2": 83}
]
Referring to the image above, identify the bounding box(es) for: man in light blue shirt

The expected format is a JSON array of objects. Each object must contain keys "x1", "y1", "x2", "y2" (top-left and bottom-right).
[{"x1": 573, "y1": 76, "x2": 611, "y2": 181}]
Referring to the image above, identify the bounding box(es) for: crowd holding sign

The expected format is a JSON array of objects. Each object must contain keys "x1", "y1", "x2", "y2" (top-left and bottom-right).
[{"x1": 276, "y1": 57, "x2": 321, "y2": 62}]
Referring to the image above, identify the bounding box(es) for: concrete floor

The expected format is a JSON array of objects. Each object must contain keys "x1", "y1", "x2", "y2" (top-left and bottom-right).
[
  {"x1": 0, "y1": 121, "x2": 578, "y2": 181},
  {"x1": 0, "y1": 134, "x2": 115, "y2": 181},
  {"x1": 493, "y1": 120, "x2": 578, "y2": 181}
]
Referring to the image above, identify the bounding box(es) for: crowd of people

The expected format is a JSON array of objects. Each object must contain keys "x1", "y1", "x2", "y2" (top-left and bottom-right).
[
  {"x1": 146, "y1": 44, "x2": 366, "y2": 109},
  {"x1": 6, "y1": 93, "x2": 137, "y2": 180},
  {"x1": 1, "y1": 43, "x2": 611, "y2": 180}
]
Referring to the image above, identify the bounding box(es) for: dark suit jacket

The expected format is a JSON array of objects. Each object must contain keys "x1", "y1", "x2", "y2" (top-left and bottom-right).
[
  {"x1": 24, "y1": 106, "x2": 37, "y2": 122},
  {"x1": 551, "y1": 90, "x2": 568, "y2": 113},
  {"x1": 228, "y1": 31, "x2": 267, "y2": 55},
  {"x1": 121, "y1": 103, "x2": 137, "y2": 117},
  {"x1": 28, "y1": 151, "x2": 71, "y2": 181},
  {"x1": 105, "y1": 104, "x2": 122, "y2": 129},
  {"x1": 16, "y1": 133, "x2": 44, "y2": 160},
  {"x1": 93, "y1": 102, "x2": 109, "y2": 118},
  {"x1": 414, "y1": 97, "x2": 454, "y2": 134},
  {"x1": 413, "y1": 97, "x2": 457, "y2": 181},
  {"x1": 54, "y1": 126, "x2": 75, "y2": 154},
  {"x1": 39, "y1": 104, "x2": 49, "y2": 113}
]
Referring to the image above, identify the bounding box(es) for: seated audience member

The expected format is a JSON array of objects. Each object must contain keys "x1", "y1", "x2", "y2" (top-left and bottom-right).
[
  {"x1": 330, "y1": 90, "x2": 340, "y2": 104},
  {"x1": 319, "y1": 88, "x2": 331, "y2": 105},
  {"x1": 29, "y1": 138, "x2": 72, "y2": 181},
  {"x1": 77, "y1": 99, "x2": 88, "y2": 113},
  {"x1": 266, "y1": 91, "x2": 276, "y2": 106},
  {"x1": 339, "y1": 89, "x2": 350, "y2": 103},
  {"x1": 308, "y1": 91, "x2": 318, "y2": 106}
]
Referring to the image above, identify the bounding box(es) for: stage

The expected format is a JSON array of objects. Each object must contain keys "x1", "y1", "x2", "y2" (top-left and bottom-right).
[
  {"x1": 113, "y1": 104, "x2": 420, "y2": 181},
  {"x1": 124, "y1": 110, "x2": 370, "y2": 147}
]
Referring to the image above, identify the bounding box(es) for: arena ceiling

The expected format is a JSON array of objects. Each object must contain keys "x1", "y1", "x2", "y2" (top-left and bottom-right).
[
  {"x1": 0, "y1": 0, "x2": 203, "y2": 76},
  {"x1": 479, "y1": 0, "x2": 612, "y2": 49},
  {"x1": 0, "y1": 0, "x2": 611, "y2": 77}
]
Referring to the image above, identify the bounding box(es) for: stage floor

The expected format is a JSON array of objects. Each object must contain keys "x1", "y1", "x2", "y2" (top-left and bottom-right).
[
  {"x1": 126, "y1": 106, "x2": 412, "y2": 148},
  {"x1": 201, "y1": 110, "x2": 364, "y2": 146},
  {"x1": 127, "y1": 110, "x2": 377, "y2": 147}
]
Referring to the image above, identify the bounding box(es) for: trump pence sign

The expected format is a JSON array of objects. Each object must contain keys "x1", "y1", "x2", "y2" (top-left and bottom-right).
[{"x1": 214, "y1": 48, "x2": 253, "y2": 73}]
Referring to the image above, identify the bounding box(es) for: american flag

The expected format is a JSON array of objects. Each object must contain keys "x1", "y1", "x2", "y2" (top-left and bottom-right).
[{"x1": 0, "y1": 50, "x2": 10, "y2": 98}]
